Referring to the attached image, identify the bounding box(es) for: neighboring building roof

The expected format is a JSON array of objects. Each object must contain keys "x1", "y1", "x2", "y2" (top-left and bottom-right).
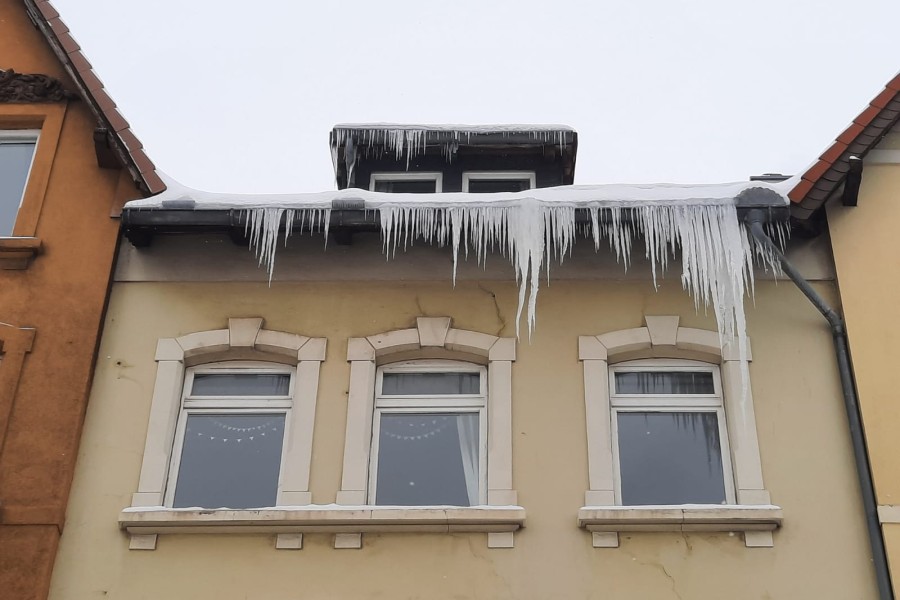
[
  {"x1": 789, "y1": 72, "x2": 900, "y2": 218},
  {"x1": 21, "y1": 0, "x2": 166, "y2": 195}
]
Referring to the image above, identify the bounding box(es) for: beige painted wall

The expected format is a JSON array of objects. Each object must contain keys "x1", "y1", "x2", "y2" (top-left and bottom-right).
[
  {"x1": 49, "y1": 274, "x2": 875, "y2": 599},
  {"x1": 828, "y1": 156, "x2": 900, "y2": 586}
]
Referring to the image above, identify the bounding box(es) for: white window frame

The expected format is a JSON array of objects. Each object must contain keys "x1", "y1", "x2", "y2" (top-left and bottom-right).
[
  {"x1": 577, "y1": 316, "x2": 780, "y2": 548},
  {"x1": 0, "y1": 130, "x2": 40, "y2": 237},
  {"x1": 461, "y1": 171, "x2": 536, "y2": 192},
  {"x1": 369, "y1": 360, "x2": 488, "y2": 506},
  {"x1": 608, "y1": 360, "x2": 736, "y2": 506},
  {"x1": 164, "y1": 362, "x2": 296, "y2": 508},
  {"x1": 122, "y1": 318, "x2": 326, "y2": 550},
  {"x1": 370, "y1": 172, "x2": 443, "y2": 192},
  {"x1": 338, "y1": 317, "x2": 521, "y2": 549}
]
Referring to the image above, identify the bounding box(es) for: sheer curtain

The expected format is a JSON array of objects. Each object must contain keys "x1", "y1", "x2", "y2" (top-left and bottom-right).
[{"x1": 456, "y1": 413, "x2": 480, "y2": 506}]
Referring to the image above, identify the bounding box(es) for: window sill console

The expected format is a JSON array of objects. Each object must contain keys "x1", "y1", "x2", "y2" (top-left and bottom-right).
[
  {"x1": 119, "y1": 505, "x2": 526, "y2": 550},
  {"x1": 578, "y1": 504, "x2": 782, "y2": 548}
]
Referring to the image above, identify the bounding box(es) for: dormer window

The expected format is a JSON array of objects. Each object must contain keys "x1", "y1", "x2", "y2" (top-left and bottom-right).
[
  {"x1": 370, "y1": 172, "x2": 443, "y2": 193},
  {"x1": 0, "y1": 130, "x2": 39, "y2": 236},
  {"x1": 463, "y1": 171, "x2": 536, "y2": 193}
]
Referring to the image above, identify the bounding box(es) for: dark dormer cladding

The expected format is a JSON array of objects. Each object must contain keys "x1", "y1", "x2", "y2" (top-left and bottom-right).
[{"x1": 329, "y1": 124, "x2": 578, "y2": 192}]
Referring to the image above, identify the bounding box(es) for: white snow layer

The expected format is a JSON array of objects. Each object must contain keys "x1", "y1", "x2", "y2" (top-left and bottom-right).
[{"x1": 125, "y1": 177, "x2": 789, "y2": 383}]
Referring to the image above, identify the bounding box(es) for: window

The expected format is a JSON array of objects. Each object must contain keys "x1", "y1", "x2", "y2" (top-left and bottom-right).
[
  {"x1": 337, "y1": 317, "x2": 522, "y2": 548},
  {"x1": 462, "y1": 171, "x2": 535, "y2": 193},
  {"x1": 0, "y1": 130, "x2": 38, "y2": 236},
  {"x1": 577, "y1": 316, "x2": 780, "y2": 548},
  {"x1": 167, "y1": 363, "x2": 293, "y2": 509},
  {"x1": 120, "y1": 318, "x2": 326, "y2": 550},
  {"x1": 370, "y1": 361, "x2": 486, "y2": 506},
  {"x1": 370, "y1": 172, "x2": 443, "y2": 193},
  {"x1": 609, "y1": 361, "x2": 734, "y2": 505}
]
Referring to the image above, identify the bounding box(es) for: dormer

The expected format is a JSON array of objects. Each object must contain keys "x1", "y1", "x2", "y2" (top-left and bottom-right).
[{"x1": 330, "y1": 124, "x2": 578, "y2": 192}]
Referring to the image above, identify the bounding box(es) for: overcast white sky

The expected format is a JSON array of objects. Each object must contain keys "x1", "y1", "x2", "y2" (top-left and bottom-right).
[{"x1": 52, "y1": 0, "x2": 899, "y2": 194}]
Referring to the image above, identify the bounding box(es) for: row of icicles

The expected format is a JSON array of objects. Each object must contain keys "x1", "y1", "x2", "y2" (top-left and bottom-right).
[{"x1": 244, "y1": 202, "x2": 787, "y2": 402}]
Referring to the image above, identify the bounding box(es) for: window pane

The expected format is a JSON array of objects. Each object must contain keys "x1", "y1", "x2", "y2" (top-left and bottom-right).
[
  {"x1": 373, "y1": 179, "x2": 437, "y2": 193},
  {"x1": 0, "y1": 141, "x2": 37, "y2": 236},
  {"x1": 173, "y1": 414, "x2": 285, "y2": 508},
  {"x1": 615, "y1": 371, "x2": 714, "y2": 395},
  {"x1": 191, "y1": 373, "x2": 290, "y2": 396},
  {"x1": 382, "y1": 372, "x2": 480, "y2": 395},
  {"x1": 467, "y1": 179, "x2": 531, "y2": 193},
  {"x1": 617, "y1": 412, "x2": 726, "y2": 505},
  {"x1": 376, "y1": 413, "x2": 479, "y2": 506}
]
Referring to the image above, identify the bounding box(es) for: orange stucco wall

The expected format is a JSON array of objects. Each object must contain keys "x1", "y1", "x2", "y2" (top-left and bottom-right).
[{"x1": 0, "y1": 2, "x2": 143, "y2": 599}]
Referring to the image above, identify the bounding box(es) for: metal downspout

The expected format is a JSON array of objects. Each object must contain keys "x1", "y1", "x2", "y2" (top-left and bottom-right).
[{"x1": 746, "y1": 210, "x2": 893, "y2": 600}]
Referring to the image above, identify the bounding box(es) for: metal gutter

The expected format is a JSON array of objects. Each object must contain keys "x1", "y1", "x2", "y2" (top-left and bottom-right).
[
  {"x1": 121, "y1": 186, "x2": 790, "y2": 246},
  {"x1": 745, "y1": 210, "x2": 893, "y2": 600}
]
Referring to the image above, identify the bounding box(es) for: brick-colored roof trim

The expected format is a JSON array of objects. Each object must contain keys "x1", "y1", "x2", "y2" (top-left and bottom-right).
[
  {"x1": 789, "y1": 72, "x2": 900, "y2": 213},
  {"x1": 23, "y1": 0, "x2": 166, "y2": 195}
]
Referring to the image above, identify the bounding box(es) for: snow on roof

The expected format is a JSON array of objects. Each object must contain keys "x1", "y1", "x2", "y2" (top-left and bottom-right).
[{"x1": 124, "y1": 174, "x2": 790, "y2": 211}]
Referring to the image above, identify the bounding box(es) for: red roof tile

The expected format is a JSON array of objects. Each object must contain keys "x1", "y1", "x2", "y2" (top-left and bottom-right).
[
  {"x1": 788, "y1": 179, "x2": 814, "y2": 202},
  {"x1": 23, "y1": 0, "x2": 165, "y2": 195},
  {"x1": 819, "y1": 141, "x2": 848, "y2": 164},
  {"x1": 836, "y1": 122, "x2": 865, "y2": 145},
  {"x1": 791, "y1": 73, "x2": 900, "y2": 214}
]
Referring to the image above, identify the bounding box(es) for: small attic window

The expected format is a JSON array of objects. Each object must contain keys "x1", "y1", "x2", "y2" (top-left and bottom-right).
[
  {"x1": 463, "y1": 171, "x2": 536, "y2": 193},
  {"x1": 370, "y1": 172, "x2": 442, "y2": 193}
]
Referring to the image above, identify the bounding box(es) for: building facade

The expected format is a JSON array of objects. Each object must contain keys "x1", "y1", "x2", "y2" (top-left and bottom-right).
[
  {"x1": 790, "y1": 71, "x2": 900, "y2": 598},
  {"x1": 47, "y1": 124, "x2": 881, "y2": 598},
  {"x1": 0, "y1": 1, "x2": 163, "y2": 598}
]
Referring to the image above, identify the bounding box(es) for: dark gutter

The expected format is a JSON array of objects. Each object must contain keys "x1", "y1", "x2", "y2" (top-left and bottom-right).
[
  {"x1": 122, "y1": 186, "x2": 790, "y2": 246},
  {"x1": 745, "y1": 210, "x2": 892, "y2": 600}
]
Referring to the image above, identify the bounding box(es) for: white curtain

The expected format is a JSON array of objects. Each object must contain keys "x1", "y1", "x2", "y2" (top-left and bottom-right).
[{"x1": 456, "y1": 413, "x2": 480, "y2": 506}]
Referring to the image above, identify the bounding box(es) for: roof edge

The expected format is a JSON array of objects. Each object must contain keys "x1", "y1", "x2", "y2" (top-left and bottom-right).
[{"x1": 23, "y1": 0, "x2": 166, "y2": 196}]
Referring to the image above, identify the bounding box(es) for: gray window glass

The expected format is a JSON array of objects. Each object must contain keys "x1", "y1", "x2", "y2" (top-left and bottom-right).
[
  {"x1": 467, "y1": 179, "x2": 531, "y2": 193},
  {"x1": 615, "y1": 371, "x2": 714, "y2": 395},
  {"x1": 617, "y1": 411, "x2": 725, "y2": 505},
  {"x1": 0, "y1": 140, "x2": 37, "y2": 236},
  {"x1": 375, "y1": 412, "x2": 479, "y2": 506},
  {"x1": 373, "y1": 179, "x2": 437, "y2": 193},
  {"x1": 191, "y1": 373, "x2": 290, "y2": 396},
  {"x1": 172, "y1": 413, "x2": 286, "y2": 508},
  {"x1": 381, "y1": 372, "x2": 479, "y2": 396}
]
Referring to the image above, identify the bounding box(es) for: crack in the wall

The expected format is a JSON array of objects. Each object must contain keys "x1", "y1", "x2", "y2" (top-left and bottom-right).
[
  {"x1": 624, "y1": 548, "x2": 684, "y2": 600},
  {"x1": 477, "y1": 284, "x2": 506, "y2": 336}
]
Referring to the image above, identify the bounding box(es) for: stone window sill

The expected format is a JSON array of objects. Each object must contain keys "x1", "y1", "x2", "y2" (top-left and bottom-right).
[
  {"x1": 577, "y1": 505, "x2": 782, "y2": 548},
  {"x1": 0, "y1": 237, "x2": 41, "y2": 270},
  {"x1": 120, "y1": 505, "x2": 526, "y2": 550}
]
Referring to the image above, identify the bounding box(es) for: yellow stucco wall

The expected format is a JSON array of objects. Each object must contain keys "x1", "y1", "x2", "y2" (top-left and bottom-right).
[
  {"x1": 827, "y1": 157, "x2": 900, "y2": 586},
  {"x1": 48, "y1": 276, "x2": 875, "y2": 599}
]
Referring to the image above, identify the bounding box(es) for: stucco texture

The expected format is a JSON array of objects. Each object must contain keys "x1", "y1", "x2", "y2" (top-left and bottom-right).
[
  {"x1": 828, "y1": 159, "x2": 900, "y2": 586},
  {"x1": 49, "y1": 277, "x2": 875, "y2": 599},
  {"x1": 0, "y1": 3, "x2": 142, "y2": 599}
]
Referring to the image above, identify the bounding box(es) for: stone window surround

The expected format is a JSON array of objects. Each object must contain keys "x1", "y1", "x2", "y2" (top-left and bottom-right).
[
  {"x1": 120, "y1": 318, "x2": 326, "y2": 550},
  {"x1": 577, "y1": 316, "x2": 781, "y2": 549},
  {"x1": 0, "y1": 104, "x2": 66, "y2": 270},
  {"x1": 337, "y1": 317, "x2": 522, "y2": 549}
]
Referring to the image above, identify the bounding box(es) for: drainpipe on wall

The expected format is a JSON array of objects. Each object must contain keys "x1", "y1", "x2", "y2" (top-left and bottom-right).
[{"x1": 745, "y1": 210, "x2": 893, "y2": 600}]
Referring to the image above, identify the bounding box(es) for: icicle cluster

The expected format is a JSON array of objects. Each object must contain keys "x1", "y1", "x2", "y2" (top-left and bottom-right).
[
  {"x1": 242, "y1": 200, "x2": 785, "y2": 372},
  {"x1": 244, "y1": 207, "x2": 331, "y2": 283},
  {"x1": 331, "y1": 125, "x2": 570, "y2": 171}
]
